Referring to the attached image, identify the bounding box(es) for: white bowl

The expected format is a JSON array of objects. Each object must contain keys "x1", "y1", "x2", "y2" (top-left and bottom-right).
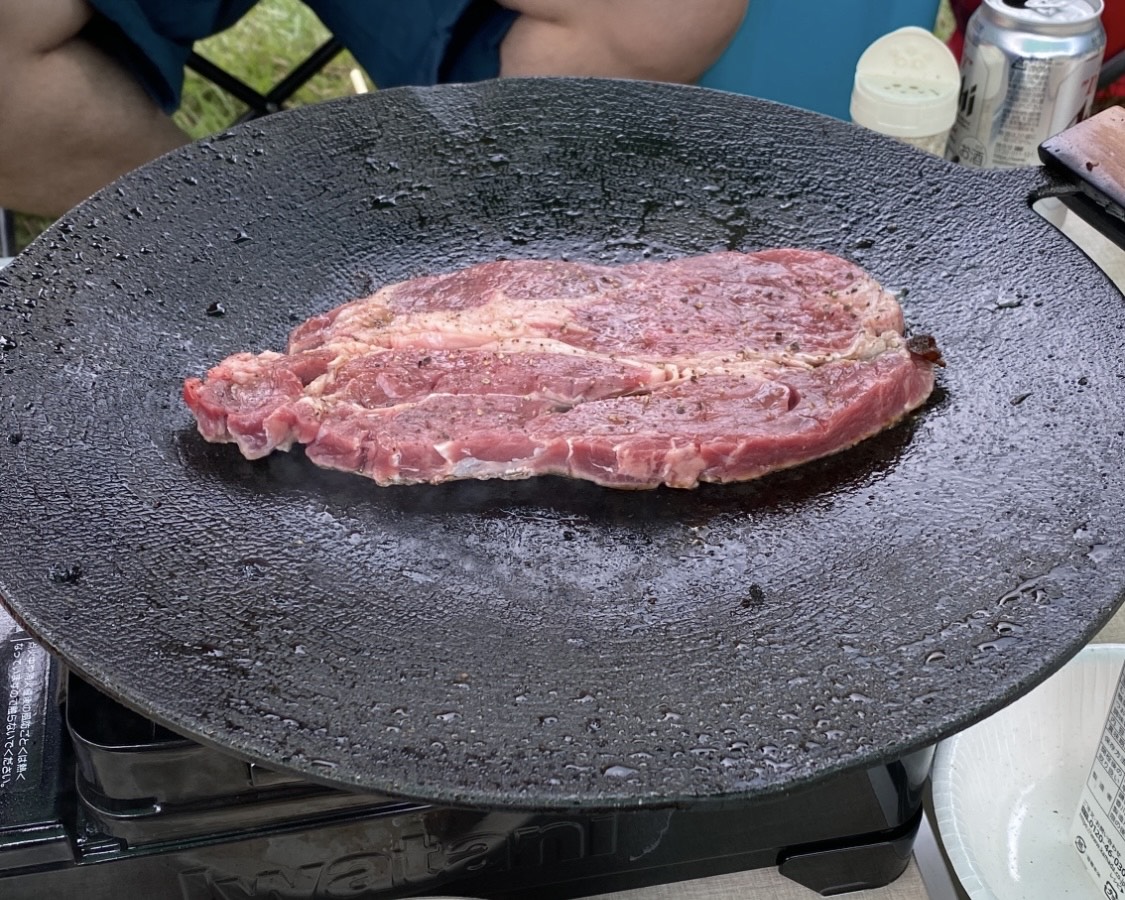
[{"x1": 932, "y1": 643, "x2": 1125, "y2": 900}]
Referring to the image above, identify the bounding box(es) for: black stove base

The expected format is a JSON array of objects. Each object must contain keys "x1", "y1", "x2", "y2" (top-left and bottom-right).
[{"x1": 2, "y1": 789, "x2": 923, "y2": 900}]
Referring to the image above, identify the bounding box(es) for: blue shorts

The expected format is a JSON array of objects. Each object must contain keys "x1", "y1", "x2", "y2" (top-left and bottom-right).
[{"x1": 83, "y1": 0, "x2": 519, "y2": 113}]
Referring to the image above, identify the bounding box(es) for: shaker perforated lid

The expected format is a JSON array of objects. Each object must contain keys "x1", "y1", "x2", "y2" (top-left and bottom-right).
[{"x1": 850, "y1": 26, "x2": 960, "y2": 139}]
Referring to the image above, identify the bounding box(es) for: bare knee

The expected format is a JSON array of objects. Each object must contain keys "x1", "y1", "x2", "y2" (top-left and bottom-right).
[
  {"x1": 499, "y1": 0, "x2": 749, "y2": 83},
  {"x1": 0, "y1": 0, "x2": 180, "y2": 216},
  {"x1": 0, "y1": 0, "x2": 92, "y2": 54},
  {"x1": 0, "y1": 0, "x2": 91, "y2": 103},
  {"x1": 585, "y1": 0, "x2": 750, "y2": 82},
  {"x1": 0, "y1": 0, "x2": 91, "y2": 168}
]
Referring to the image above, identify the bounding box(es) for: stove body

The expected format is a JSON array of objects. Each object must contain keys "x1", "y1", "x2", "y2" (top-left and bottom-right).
[{"x1": 0, "y1": 607, "x2": 929, "y2": 899}]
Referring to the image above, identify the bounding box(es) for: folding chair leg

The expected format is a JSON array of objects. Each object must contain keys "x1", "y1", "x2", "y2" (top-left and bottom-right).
[
  {"x1": 1101, "y1": 48, "x2": 1125, "y2": 91},
  {"x1": 0, "y1": 209, "x2": 15, "y2": 258}
]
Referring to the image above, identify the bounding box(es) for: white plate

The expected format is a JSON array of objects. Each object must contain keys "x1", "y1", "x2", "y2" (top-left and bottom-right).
[{"x1": 932, "y1": 643, "x2": 1125, "y2": 900}]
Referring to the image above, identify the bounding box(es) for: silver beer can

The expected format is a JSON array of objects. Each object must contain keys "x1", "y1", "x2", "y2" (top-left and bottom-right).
[{"x1": 945, "y1": 0, "x2": 1106, "y2": 168}]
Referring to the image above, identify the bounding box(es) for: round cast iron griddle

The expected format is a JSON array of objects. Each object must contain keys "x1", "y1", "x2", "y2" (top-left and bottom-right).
[{"x1": 1, "y1": 79, "x2": 1123, "y2": 811}]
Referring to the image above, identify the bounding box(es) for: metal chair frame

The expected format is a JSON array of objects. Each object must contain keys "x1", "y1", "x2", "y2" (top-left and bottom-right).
[{"x1": 185, "y1": 37, "x2": 344, "y2": 123}]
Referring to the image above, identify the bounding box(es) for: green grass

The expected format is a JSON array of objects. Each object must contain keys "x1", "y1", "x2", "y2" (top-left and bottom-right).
[
  {"x1": 935, "y1": 0, "x2": 955, "y2": 41},
  {"x1": 172, "y1": 0, "x2": 367, "y2": 139},
  {"x1": 13, "y1": 0, "x2": 362, "y2": 252}
]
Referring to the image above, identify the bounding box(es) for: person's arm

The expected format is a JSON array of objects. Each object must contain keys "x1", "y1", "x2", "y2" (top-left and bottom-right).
[{"x1": 497, "y1": 0, "x2": 748, "y2": 84}]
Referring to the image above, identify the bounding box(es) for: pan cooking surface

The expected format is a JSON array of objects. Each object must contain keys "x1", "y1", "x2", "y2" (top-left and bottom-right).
[{"x1": 1, "y1": 79, "x2": 1123, "y2": 810}]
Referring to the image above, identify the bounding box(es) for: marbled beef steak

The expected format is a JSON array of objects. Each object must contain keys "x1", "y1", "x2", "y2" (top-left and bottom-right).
[{"x1": 183, "y1": 249, "x2": 938, "y2": 489}]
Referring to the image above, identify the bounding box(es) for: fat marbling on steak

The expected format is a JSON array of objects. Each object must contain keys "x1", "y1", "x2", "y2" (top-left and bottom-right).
[{"x1": 183, "y1": 250, "x2": 938, "y2": 489}]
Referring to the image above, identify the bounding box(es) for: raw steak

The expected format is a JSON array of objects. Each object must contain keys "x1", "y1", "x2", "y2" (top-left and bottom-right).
[{"x1": 183, "y1": 250, "x2": 938, "y2": 489}]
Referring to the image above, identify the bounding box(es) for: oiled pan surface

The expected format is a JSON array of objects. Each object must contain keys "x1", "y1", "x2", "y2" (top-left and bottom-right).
[{"x1": 0, "y1": 79, "x2": 1122, "y2": 810}]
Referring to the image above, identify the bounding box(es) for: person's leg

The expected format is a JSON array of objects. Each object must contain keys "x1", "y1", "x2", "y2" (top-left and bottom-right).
[
  {"x1": 0, "y1": 0, "x2": 188, "y2": 217},
  {"x1": 309, "y1": 0, "x2": 746, "y2": 93},
  {"x1": 497, "y1": 0, "x2": 749, "y2": 83}
]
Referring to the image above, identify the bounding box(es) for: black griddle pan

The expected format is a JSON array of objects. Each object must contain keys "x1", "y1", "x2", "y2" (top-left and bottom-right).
[{"x1": 1, "y1": 79, "x2": 1123, "y2": 811}]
